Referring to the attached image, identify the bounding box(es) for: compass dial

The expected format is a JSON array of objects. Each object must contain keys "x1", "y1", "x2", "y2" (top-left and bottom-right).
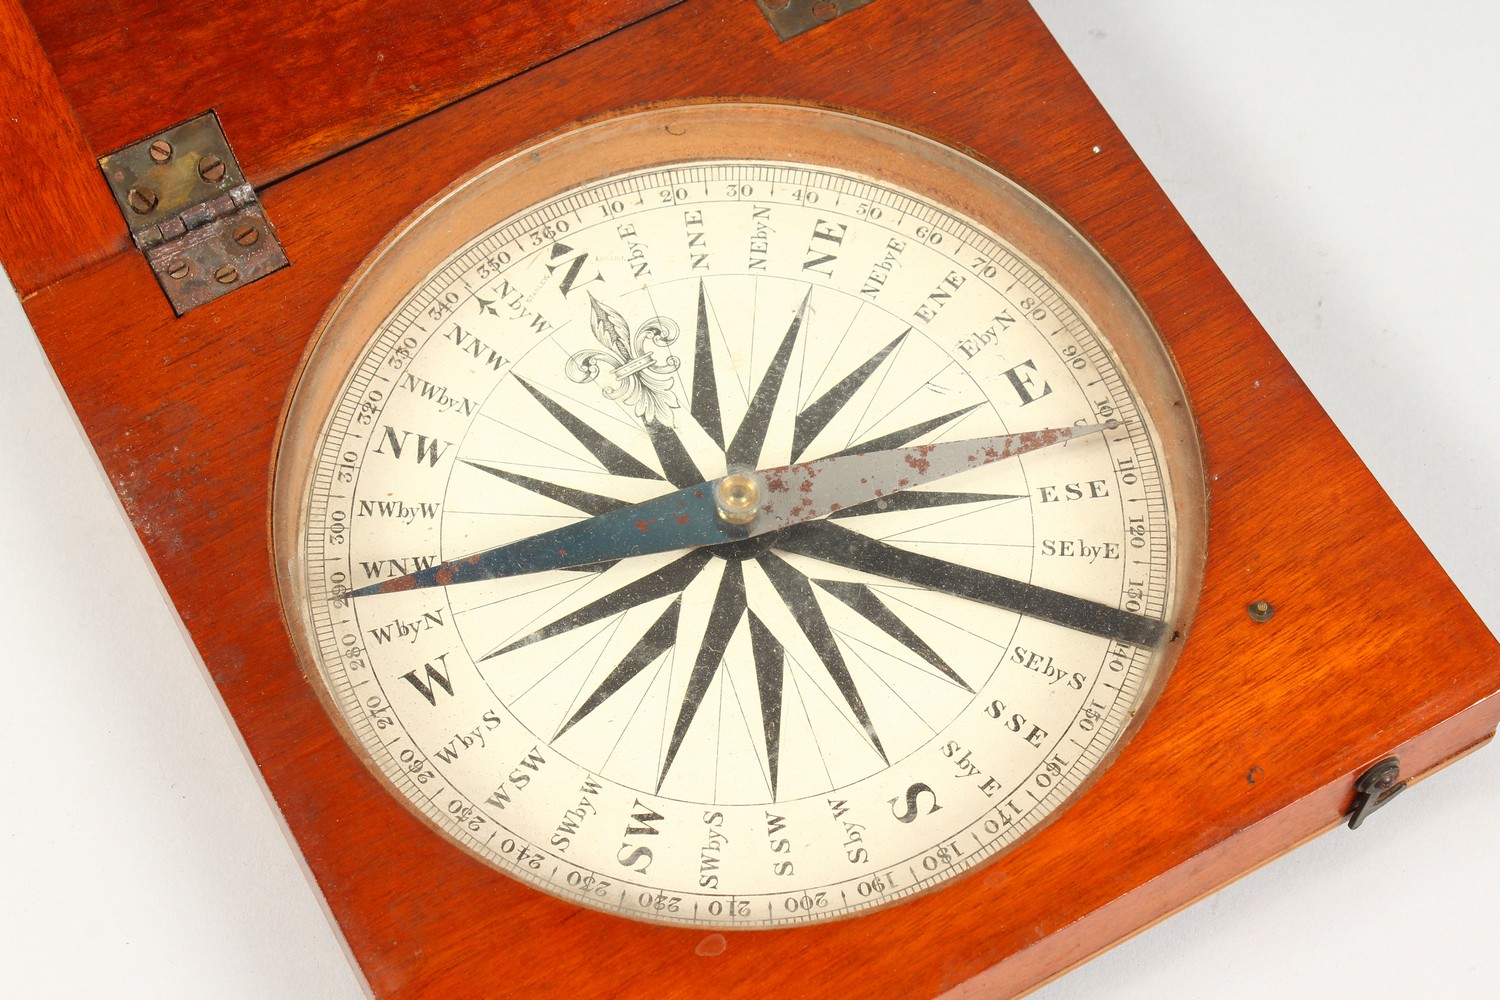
[{"x1": 273, "y1": 103, "x2": 1205, "y2": 928}]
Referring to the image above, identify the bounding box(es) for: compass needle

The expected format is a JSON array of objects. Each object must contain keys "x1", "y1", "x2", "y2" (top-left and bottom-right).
[{"x1": 353, "y1": 422, "x2": 1110, "y2": 597}]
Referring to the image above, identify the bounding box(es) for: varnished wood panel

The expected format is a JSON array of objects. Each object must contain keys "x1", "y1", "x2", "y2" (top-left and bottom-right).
[
  {"x1": 10, "y1": 0, "x2": 1499, "y2": 995},
  {"x1": 20, "y1": 0, "x2": 683, "y2": 189},
  {"x1": 956, "y1": 709, "x2": 1498, "y2": 997},
  {"x1": 0, "y1": 0, "x2": 125, "y2": 295}
]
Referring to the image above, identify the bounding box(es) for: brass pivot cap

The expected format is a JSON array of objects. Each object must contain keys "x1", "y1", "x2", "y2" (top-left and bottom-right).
[{"x1": 716, "y1": 472, "x2": 760, "y2": 525}]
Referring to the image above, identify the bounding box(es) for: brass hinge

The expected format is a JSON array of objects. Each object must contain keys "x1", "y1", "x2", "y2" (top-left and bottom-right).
[
  {"x1": 98, "y1": 111, "x2": 288, "y2": 315},
  {"x1": 755, "y1": 0, "x2": 881, "y2": 41}
]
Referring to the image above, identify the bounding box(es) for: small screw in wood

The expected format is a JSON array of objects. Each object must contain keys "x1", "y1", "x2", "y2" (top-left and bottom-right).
[
  {"x1": 1247, "y1": 600, "x2": 1274, "y2": 623},
  {"x1": 127, "y1": 187, "x2": 158, "y2": 214},
  {"x1": 199, "y1": 154, "x2": 227, "y2": 183}
]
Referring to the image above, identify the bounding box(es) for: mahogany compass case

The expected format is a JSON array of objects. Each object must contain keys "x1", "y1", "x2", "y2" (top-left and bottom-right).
[{"x1": 0, "y1": 1, "x2": 1496, "y2": 997}]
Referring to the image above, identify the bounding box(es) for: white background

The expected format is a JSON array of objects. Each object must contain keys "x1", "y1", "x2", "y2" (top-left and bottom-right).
[{"x1": 2, "y1": 3, "x2": 1496, "y2": 996}]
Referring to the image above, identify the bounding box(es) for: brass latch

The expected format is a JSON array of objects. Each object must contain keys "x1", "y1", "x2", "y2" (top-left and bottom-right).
[
  {"x1": 1347, "y1": 757, "x2": 1406, "y2": 830},
  {"x1": 98, "y1": 111, "x2": 288, "y2": 315}
]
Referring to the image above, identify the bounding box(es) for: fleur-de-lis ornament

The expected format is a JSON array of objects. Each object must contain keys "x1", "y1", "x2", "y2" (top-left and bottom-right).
[{"x1": 565, "y1": 294, "x2": 683, "y2": 426}]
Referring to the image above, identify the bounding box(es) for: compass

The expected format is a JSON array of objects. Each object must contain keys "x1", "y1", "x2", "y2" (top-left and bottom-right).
[
  {"x1": 273, "y1": 102, "x2": 1206, "y2": 926},
  {"x1": 6, "y1": 0, "x2": 1498, "y2": 995}
]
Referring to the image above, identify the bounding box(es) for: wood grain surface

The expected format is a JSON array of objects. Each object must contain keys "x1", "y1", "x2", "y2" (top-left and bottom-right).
[
  {"x1": 0, "y1": 0, "x2": 126, "y2": 295},
  {"x1": 5, "y1": 0, "x2": 1498, "y2": 996},
  {"x1": 8, "y1": 0, "x2": 681, "y2": 293}
]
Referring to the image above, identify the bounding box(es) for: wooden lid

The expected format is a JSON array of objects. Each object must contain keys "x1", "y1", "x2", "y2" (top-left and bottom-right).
[{"x1": 24, "y1": 0, "x2": 683, "y2": 186}]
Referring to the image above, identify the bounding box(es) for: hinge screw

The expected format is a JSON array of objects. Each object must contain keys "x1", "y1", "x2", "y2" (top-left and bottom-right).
[
  {"x1": 1247, "y1": 600, "x2": 1274, "y2": 623},
  {"x1": 165, "y1": 259, "x2": 191, "y2": 281},
  {"x1": 214, "y1": 264, "x2": 240, "y2": 285},
  {"x1": 233, "y1": 225, "x2": 260, "y2": 247},
  {"x1": 148, "y1": 140, "x2": 173, "y2": 163},
  {"x1": 198, "y1": 154, "x2": 227, "y2": 184},
  {"x1": 811, "y1": 0, "x2": 840, "y2": 20},
  {"x1": 127, "y1": 186, "x2": 159, "y2": 214}
]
